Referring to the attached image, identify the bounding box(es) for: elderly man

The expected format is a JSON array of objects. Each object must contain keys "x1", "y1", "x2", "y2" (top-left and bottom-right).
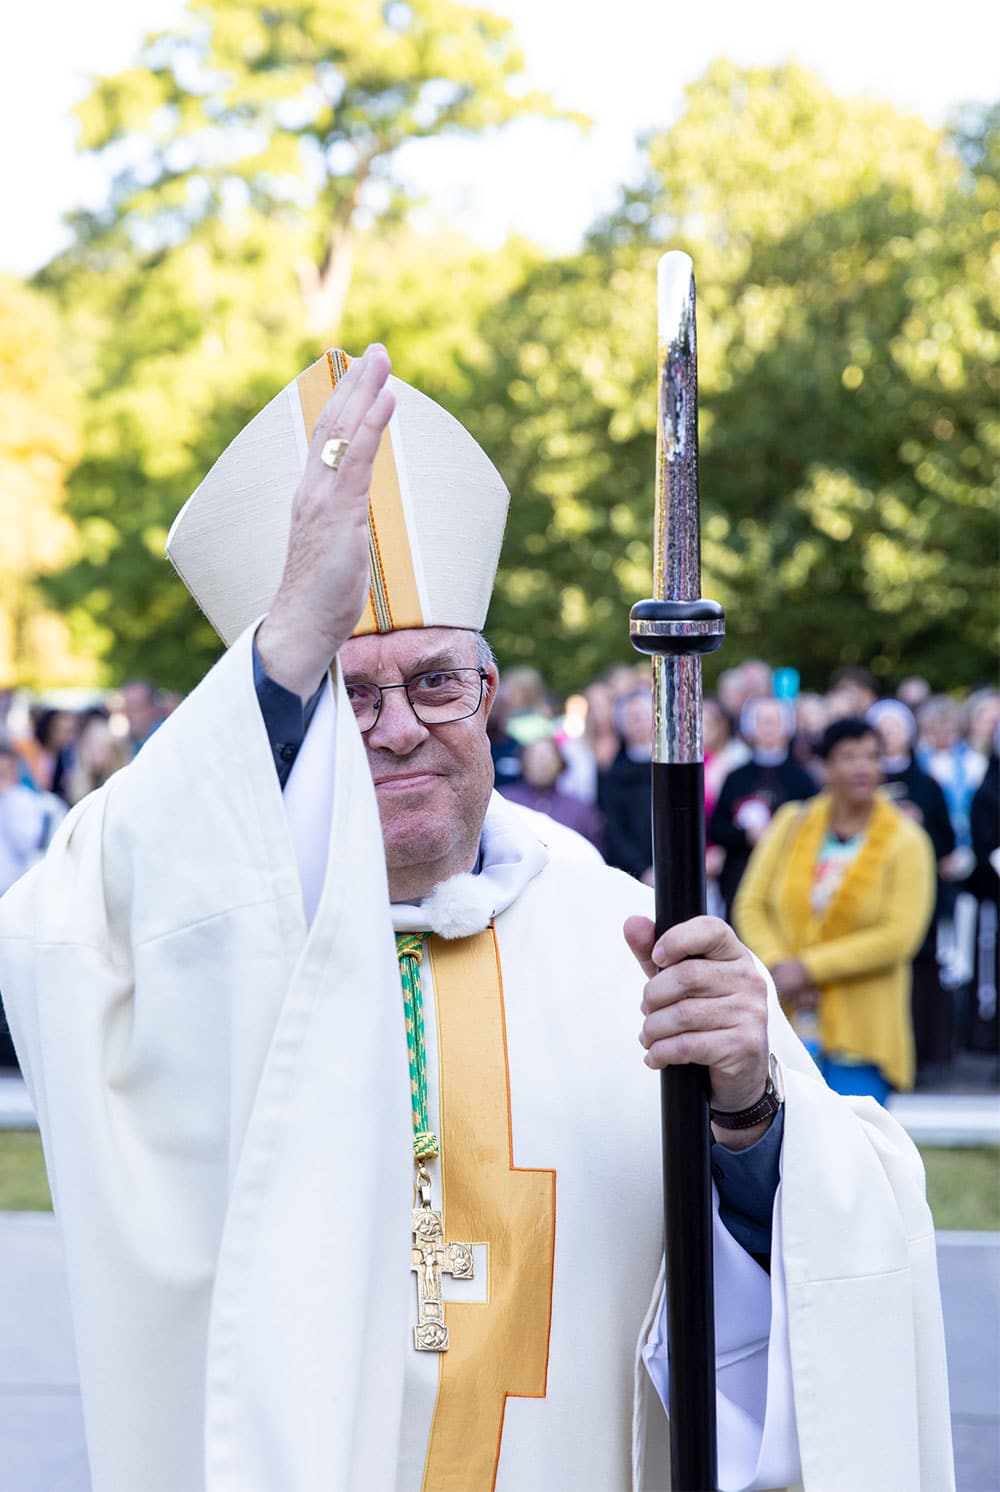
[{"x1": 1, "y1": 348, "x2": 952, "y2": 1492}]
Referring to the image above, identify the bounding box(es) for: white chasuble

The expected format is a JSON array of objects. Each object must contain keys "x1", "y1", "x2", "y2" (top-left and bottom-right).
[{"x1": 1, "y1": 624, "x2": 954, "y2": 1492}]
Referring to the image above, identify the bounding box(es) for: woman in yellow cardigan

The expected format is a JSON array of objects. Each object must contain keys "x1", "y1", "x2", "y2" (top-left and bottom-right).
[{"x1": 734, "y1": 716, "x2": 935, "y2": 1101}]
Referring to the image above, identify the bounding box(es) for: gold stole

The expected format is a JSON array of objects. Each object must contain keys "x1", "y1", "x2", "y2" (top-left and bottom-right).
[{"x1": 422, "y1": 928, "x2": 557, "y2": 1492}]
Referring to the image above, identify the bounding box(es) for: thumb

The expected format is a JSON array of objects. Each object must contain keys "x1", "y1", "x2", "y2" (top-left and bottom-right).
[{"x1": 623, "y1": 915, "x2": 659, "y2": 980}]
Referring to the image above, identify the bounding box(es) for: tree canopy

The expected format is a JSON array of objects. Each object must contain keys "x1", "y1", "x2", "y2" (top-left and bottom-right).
[
  {"x1": 0, "y1": 278, "x2": 87, "y2": 687},
  {"x1": 7, "y1": 32, "x2": 995, "y2": 696},
  {"x1": 36, "y1": 0, "x2": 565, "y2": 687},
  {"x1": 463, "y1": 65, "x2": 999, "y2": 693}
]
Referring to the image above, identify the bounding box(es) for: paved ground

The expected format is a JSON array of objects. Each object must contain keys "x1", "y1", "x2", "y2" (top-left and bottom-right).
[
  {"x1": 0, "y1": 1213, "x2": 996, "y2": 1492},
  {"x1": 939, "y1": 1233, "x2": 1000, "y2": 1492}
]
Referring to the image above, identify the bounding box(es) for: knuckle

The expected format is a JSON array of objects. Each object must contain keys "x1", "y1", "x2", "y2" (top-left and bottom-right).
[
  {"x1": 675, "y1": 960, "x2": 701, "y2": 995},
  {"x1": 671, "y1": 1031, "x2": 695, "y2": 1064},
  {"x1": 643, "y1": 1009, "x2": 668, "y2": 1045}
]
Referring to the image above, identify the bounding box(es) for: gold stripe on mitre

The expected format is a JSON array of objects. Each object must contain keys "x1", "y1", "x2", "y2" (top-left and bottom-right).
[{"x1": 294, "y1": 349, "x2": 425, "y2": 637}]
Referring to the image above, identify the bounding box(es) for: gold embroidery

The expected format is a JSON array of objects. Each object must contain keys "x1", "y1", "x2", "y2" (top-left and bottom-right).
[
  {"x1": 361, "y1": 418, "x2": 423, "y2": 634},
  {"x1": 422, "y1": 928, "x2": 556, "y2": 1492}
]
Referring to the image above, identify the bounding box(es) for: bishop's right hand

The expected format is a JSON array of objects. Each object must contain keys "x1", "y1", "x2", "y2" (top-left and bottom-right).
[{"x1": 256, "y1": 345, "x2": 396, "y2": 700}]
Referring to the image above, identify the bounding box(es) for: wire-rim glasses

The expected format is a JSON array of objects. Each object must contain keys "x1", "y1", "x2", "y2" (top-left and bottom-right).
[{"x1": 346, "y1": 668, "x2": 489, "y2": 733}]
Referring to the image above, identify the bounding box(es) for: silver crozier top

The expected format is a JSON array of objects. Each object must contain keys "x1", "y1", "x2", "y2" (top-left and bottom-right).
[{"x1": 654, "y1": 252, "x2": 700, "y2": 606}]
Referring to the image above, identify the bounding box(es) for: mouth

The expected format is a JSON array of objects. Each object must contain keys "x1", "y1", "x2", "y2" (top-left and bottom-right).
[{"x1": 373, "y1": 772, "x2": 439, "y2": 793}]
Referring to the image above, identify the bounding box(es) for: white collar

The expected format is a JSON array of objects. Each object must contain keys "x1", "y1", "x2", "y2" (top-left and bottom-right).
[{"x1": 391, "y1": 791, "x2": 549, "y2": 937}]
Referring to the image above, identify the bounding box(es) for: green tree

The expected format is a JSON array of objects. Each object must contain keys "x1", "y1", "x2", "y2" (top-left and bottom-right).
[
  {"x1": 40, "y1": 0, "x2": 567, "y2": 687},
  {"x1": 0, "y1": 278, "x2": 89, "y2": 686},
  {"x1": 468, "y1": 65, "x2": 998, "y2": 693}
]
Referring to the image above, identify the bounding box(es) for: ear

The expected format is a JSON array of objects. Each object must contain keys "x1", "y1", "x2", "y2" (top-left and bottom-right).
[{"x1": 481, "y1": 663, "x2": 501, "y2": 723}]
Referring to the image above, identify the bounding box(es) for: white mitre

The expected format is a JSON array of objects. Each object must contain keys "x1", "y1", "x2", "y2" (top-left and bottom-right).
[{"x1": 167, "y1": 349, "x2": 510, "y2": 641}]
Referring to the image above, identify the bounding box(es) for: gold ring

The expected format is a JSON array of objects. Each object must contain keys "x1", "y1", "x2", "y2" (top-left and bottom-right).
[{"x1": 320, "y1": 437, "x2": 349, "y2": 471}]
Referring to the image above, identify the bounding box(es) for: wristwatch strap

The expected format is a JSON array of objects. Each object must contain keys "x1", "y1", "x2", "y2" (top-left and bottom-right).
[{"x1": 710, "y1": 1055, "x2": 785, "y2": 1130}]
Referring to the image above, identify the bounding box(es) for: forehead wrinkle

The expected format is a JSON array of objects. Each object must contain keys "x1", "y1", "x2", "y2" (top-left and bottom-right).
[{"x1": 342, "y1": 648, "x2": 469, "y2": 686}]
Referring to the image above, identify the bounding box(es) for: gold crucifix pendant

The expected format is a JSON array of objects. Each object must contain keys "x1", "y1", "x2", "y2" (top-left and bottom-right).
[{"x1": 410, "y1": 1166, "x2": 474, "y2": 1351}]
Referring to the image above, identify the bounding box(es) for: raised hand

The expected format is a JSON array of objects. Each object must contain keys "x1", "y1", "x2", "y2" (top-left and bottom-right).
[{"x1": 256, "y1": 345, "x2": 396, "y2": 698}]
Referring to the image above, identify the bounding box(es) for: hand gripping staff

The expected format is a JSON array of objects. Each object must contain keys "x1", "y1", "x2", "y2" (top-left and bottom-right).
[{"x1": 630, "y1": 251, "x2": 725, "y2": 1491}]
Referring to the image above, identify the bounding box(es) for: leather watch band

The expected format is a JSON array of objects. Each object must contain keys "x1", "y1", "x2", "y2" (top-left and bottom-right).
[
  {"x1": 709, "y1": 1079, "x2": 782, "y2": 1130},
  {"x1": 710, "y1": 1055, "x2": 785, "y2": 1130}
]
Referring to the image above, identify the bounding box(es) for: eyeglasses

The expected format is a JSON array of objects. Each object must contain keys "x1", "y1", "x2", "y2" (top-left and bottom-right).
[{"x1": 345, "y1": 668, "x2": 489, "y2": 734}]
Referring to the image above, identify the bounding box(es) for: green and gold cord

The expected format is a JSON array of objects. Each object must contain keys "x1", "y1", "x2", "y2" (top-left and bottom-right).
[{"x1": 395, "y1": 933, "x2": 439, "y2": 1163}]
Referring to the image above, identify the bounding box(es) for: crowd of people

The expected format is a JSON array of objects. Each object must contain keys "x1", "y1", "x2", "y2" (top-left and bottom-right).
[
  {"x1": 1, "y1": 657, "x2": 997, "y2": 1094},
  {"x1": 488, "y1": 657, "x2": 999, "y2": 1098},
  {"x1": 0, "y1": 681, "x2": 177, "y2": 926}
]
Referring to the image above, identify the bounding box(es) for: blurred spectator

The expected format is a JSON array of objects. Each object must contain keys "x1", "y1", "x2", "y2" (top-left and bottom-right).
[
  {"x1": 583, "y1": 680, "x2": 622, "y2": 776},
  {"x1": 897, "y1": 675, "x2": 932, "y2": 714},
  {"x1": 500, "y1": 666, "x2": 552, "y2": 746},
  {"x1": 708, "y1": 696, "x2": 818, "y2": 921},
  {"x1": 870, "y1": 701, "x2": 957, "y2": 861},
  {"x1": 121, "y1": 680, "x2": 161, "y2": 758},
  {"x1": 716, "y1": 667, "x2": 747, "y2": 721},
  {"x1": 966, "y1": 689, "x2": 1000, "y2": 758},
  {"x1": 741, "y1": 659, "x2": 774, "y2": 704},
  {"x1": 791, "y1": 693, "x2": 828, "y2": 783},
  {"x1": 716, "y1": 660, "x2": 773, "y2": 721},
  {"x1": 22, "y1": 707, "x2": 78, "y2": 799},
  {"x1": 598, "y1": 688, "x2": 655, "y2": 882},
  {"x1": 967, "y1": 727, "x2": 999, "y2": 1056},
  {"x1": 499, "y1": 735, "x2": 604, "y2": 853},
  {"x1": 917, "y1": 694, "x2": 986, "y2": 995},
  {"x1": 64, "y1": 715, "x2": 128, "y2": 806},
  {"x1": 916, "y1": 695, "x2": 987, "y2": 848},
  {"x1": 604, "y1": 663, "x2": 641, "y2": 701},
  {"x1": 869, "y1": 699, "x2": 957, "y2": 1078},
  {"x1": 703, "y1": 697, "x2": 747, "y2": 917},
  {"x1": 0, "y1": 745, "x2": 49, "y2": 895},
  {"x1": 487, "y1": 683, "x2": 523, "y2": 791},
  {"x1": 703, "y1": 697, "x2": 748, "y2": 827},
  {"x1": 156, "y1": 690, "x2": 183, "y2": 722},
  {"x1": 825, "y1": 666, "x2": 879, "y2": 722},
  {"x1": 552, "y1": 694, "x2": 599, "y2": 806},
  {"x1": 734, "y1": 718, "x2": 936, "y2": 1103}
]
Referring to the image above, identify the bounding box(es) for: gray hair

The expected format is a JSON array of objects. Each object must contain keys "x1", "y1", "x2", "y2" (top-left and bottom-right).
[{"x1": 475, "y1": 632, "x2": 497, "y2": 674}]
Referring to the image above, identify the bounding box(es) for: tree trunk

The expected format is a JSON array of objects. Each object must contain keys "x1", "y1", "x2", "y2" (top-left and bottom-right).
[{"x1": 298, "y1": 222, "x2": 355, "y2": 338}]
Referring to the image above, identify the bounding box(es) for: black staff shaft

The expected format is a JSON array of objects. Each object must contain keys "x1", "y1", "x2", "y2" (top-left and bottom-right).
[
  {"x1": 653, "y1": 751, "x2": 716, "y2": 1489},
  {"x1": 630, "y1": 253, "x2": 724, "y2": 1491}
]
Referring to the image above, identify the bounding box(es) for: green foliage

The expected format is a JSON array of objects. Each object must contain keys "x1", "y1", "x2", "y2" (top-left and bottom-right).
[
  {"x1": 28, "y1": 49, "x2": 1000, "y2": 693},
  {"x1": 472, "y1": 64, "x2": 998, "y2": 692},
  {"x1": 0, "y1": 278, "x2": 91, "y2": 685},
  {"x1": 37, "y1": 0, "x2": 566, "y2": 688},
  {"x1": 72, "y1": 0, "x2": 564, "y2": 264}
]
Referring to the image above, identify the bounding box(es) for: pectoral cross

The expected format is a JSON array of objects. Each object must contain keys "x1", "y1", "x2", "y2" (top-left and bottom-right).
[{"x1": 411, "y1": 1177, "x2": 474, "y2": 1352}]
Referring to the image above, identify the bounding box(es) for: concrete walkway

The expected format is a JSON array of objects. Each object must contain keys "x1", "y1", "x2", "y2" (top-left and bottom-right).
[
  {"x1": 0, "y1": 1212, "x2": 996, "y2": 1492},
  {"x1": 887, "y1": 1090, "x2": 1000, "y2": 1146}
]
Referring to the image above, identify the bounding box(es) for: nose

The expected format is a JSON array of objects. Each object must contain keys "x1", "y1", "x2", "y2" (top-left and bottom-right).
[{"x1": 364, "y1": 686, "x2": 431, "y2": 754}]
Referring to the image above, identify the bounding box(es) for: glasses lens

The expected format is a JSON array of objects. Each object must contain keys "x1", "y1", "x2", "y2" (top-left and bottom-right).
[
  {"x1": 345, "y1": 682, "x2": 381, "y2": 730},
  {"x1": 409, "y1": 669, "x2": 483, "y2": 723}
]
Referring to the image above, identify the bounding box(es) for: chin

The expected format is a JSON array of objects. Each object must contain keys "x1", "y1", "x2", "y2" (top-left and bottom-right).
[{"x1": 381, "y1": 812, "x2": 462, "y2": 876}]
